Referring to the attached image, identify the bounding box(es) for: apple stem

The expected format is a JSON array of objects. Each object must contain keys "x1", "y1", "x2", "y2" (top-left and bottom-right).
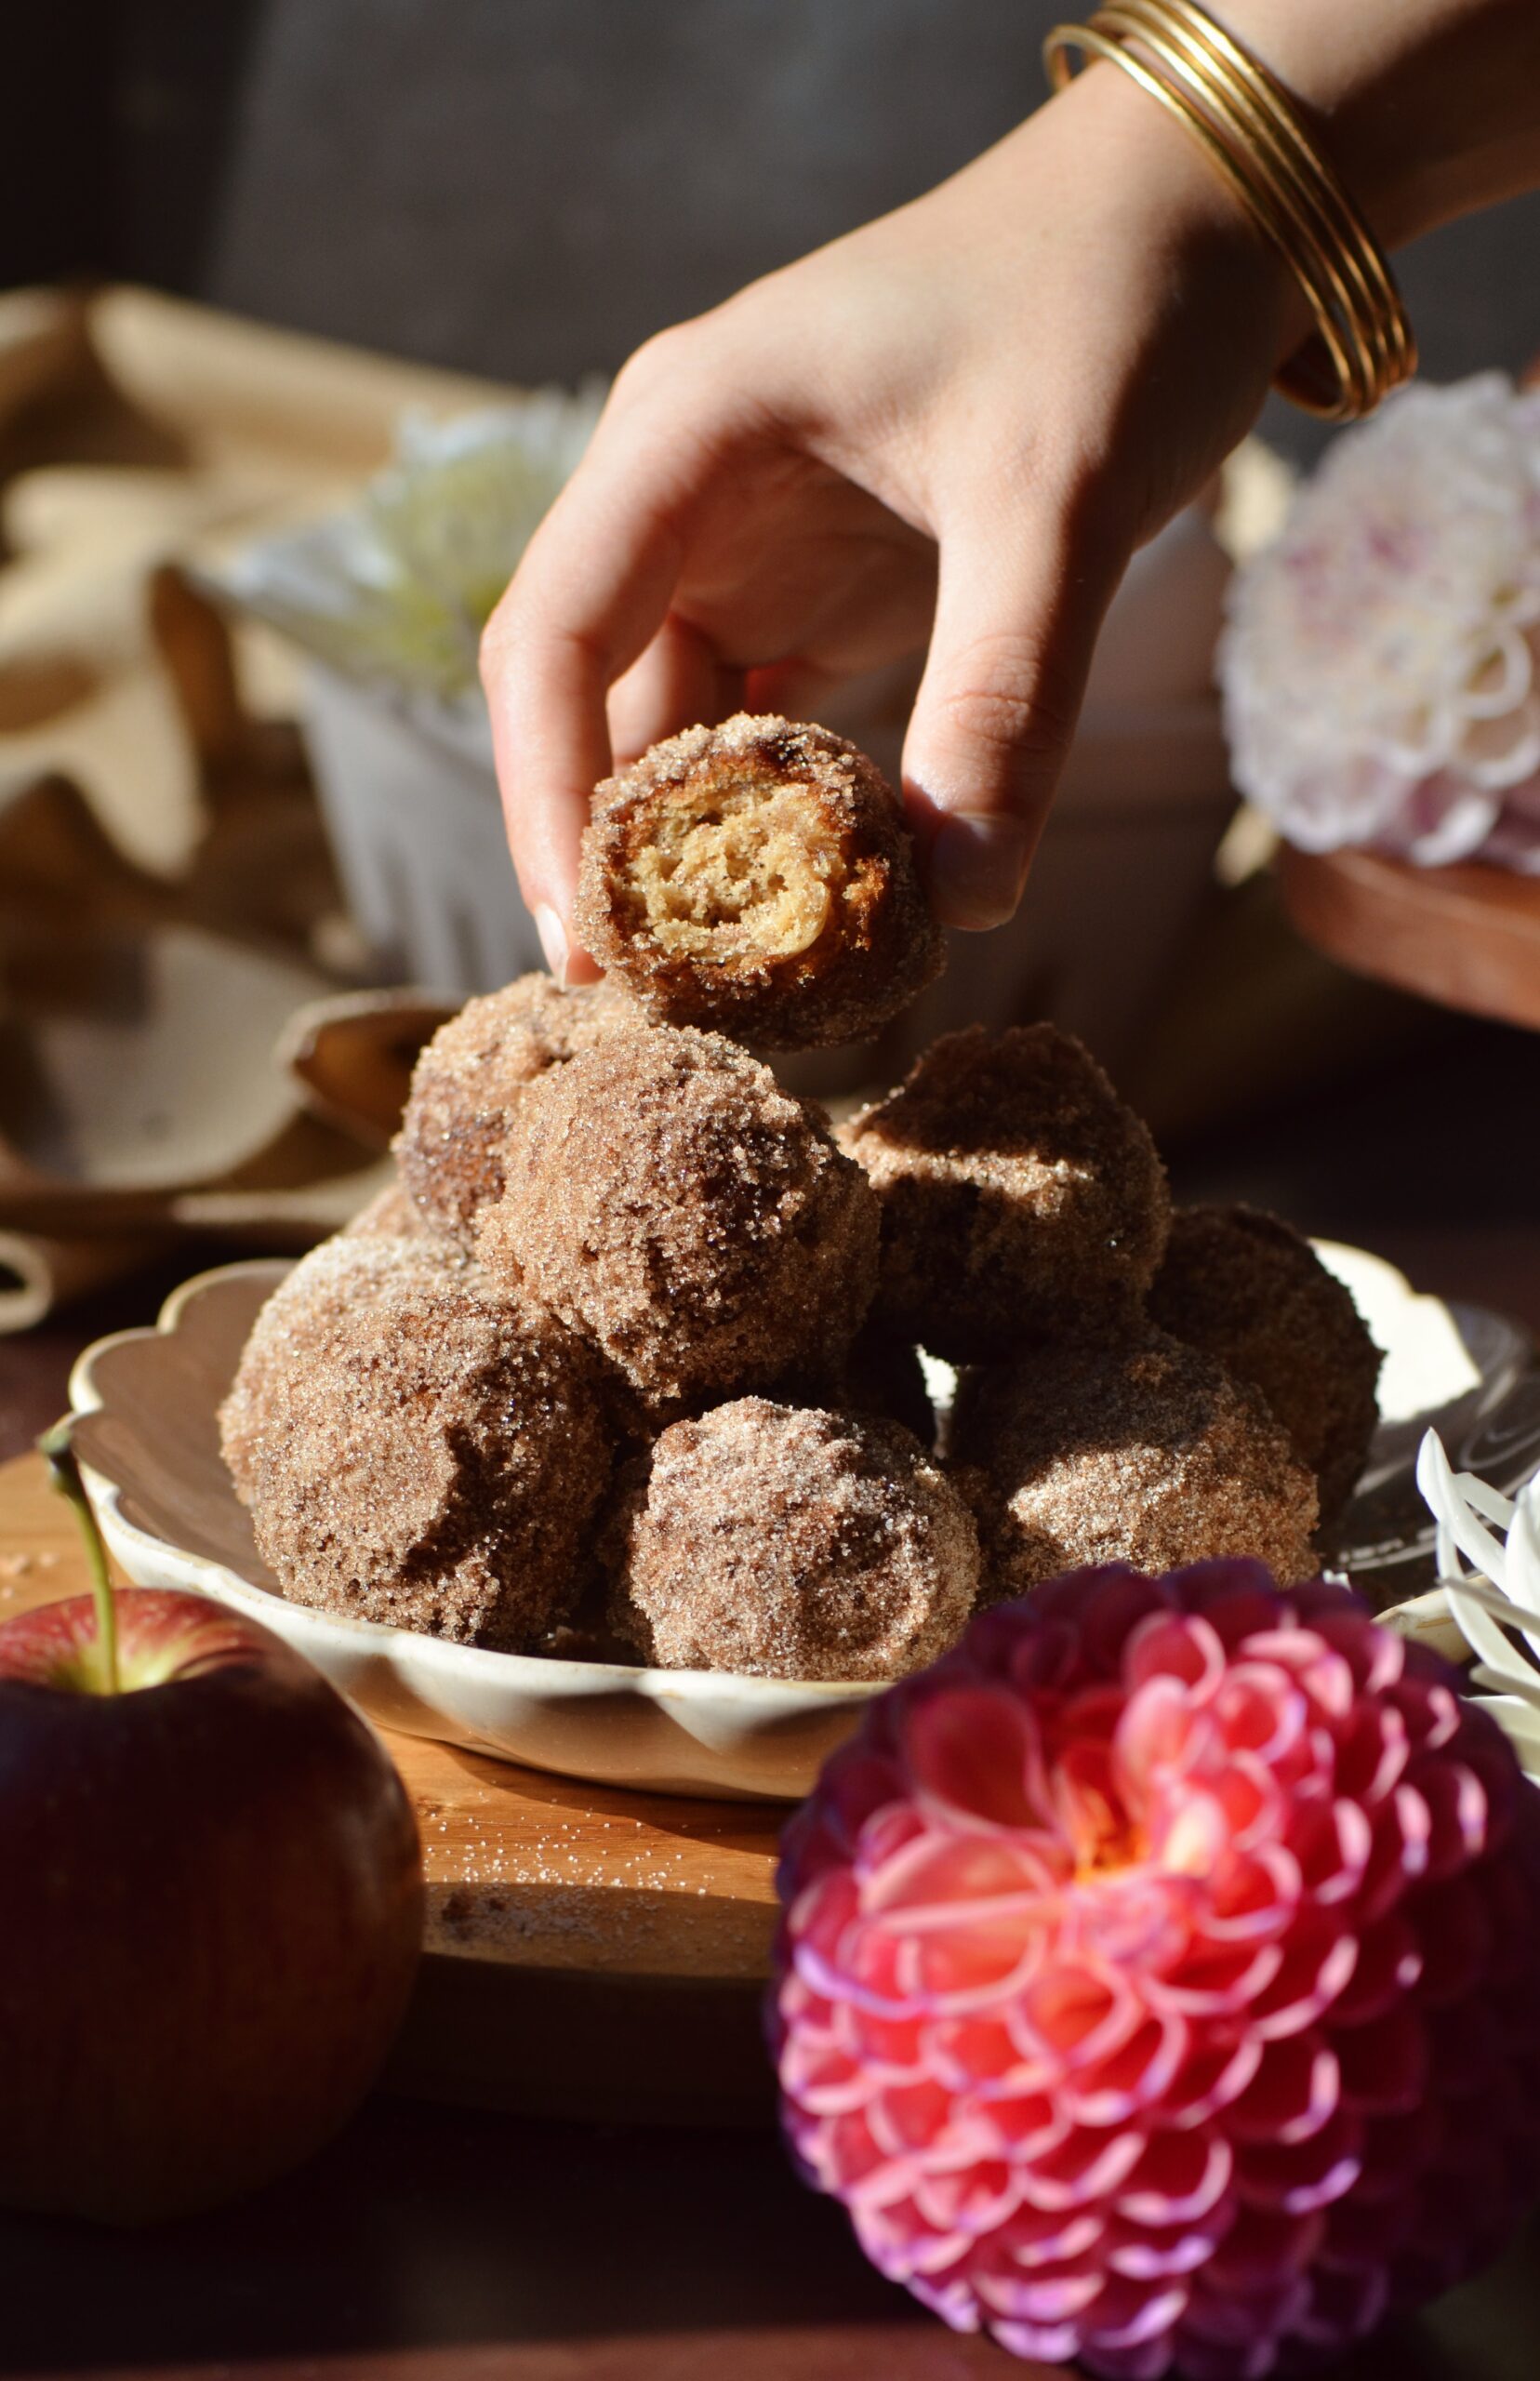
[{"x1": 38, "y1": 1422, "x2": 120, "y2": 1696}]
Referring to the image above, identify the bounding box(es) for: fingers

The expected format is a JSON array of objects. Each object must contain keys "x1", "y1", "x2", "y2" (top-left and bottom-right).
[
  {"x1": 902, "y1": 490, "x2": 1129, "y2": 931},
  {"x1": 479, "y1": 337, "x2": 723, "y2": 959},
  {"x1": 608, "y1": 613, "x2": 744, "y2": 765}
]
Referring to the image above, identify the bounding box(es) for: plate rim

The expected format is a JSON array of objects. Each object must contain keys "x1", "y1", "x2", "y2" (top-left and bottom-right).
[{"x1": 67, "y1": 1257, "x2": 889, "y2": 1712}]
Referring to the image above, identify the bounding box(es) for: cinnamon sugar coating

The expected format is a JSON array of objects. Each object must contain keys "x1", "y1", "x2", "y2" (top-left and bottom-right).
[
  {"x1": 573, "y1": 713, "x2": 945, "y2": 1049},
  {"x1": 1148, "y1": 1203, "x2": 1382, "y2": 1525},
  {"x1": 606, "y1": 1398, "x2": 979, "y2": 1680},
  {"x1": 843, "y1": 1023, "x2": 1170, "y2": 1361},
  {"x1": 475, "y1": 1025, "x2": 880, "y2": 1415},
  {"x1": 219, "y1": 1234, "x2": 610, "y2": 1650},
  {"x1": 951, "y1": 1328, "x2": 1319, "y2": 1601},
  {"x1": 341, "y1": 1179, "x2": 430, "y2": 1241},
  {"x1": 394, "y1": 972, "x2": 637, "y2": 1244}
]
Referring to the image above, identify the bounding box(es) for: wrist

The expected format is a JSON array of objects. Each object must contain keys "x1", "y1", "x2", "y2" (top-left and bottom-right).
[{"x1": 1197, "y1": 0, "x2": 1540, "y2": 248}]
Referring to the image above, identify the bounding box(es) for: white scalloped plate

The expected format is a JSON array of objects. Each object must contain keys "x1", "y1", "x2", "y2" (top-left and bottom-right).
[{"x1": 67, "y1": 1250, "x2": 1538, "y2": 1801}]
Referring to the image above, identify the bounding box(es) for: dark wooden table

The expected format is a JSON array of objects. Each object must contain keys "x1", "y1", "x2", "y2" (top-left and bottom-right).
[{"x1": 4, "y1": 1225, "x2": 1540, "y2": 2381}]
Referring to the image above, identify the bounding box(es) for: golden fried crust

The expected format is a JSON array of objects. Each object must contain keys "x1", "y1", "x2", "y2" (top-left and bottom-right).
[
  {"x1": 573, "y1": 713, "x2": 945, "y2": 1050},
  {"x1": 474, "y1": 1025, "x2": 880, "y2": 1417},
  {"x1": 1148, "y1": 1204, "x2": 1382, "y2": 1527},
  {"x1": 843, "y1": 1023, "x2": 1171, "y2": 1362},
  {"x1": 219, "y1": 1234, "x2": 611, "y2": 1651},
  {"x1": 950, "y1": 1328, "x2": 1320, "y2": 1602},
  {"x1": 393, "y1": 973, "x2": 639, "y2": 1244},
  {"x1": 604, "y1": 1398, "x2": 979, "y2": 1680}
]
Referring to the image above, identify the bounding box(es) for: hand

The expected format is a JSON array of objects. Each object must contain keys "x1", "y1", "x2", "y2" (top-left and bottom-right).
[{"x1": 482, "y1": 60, "x2": 1308, "y2": 978}]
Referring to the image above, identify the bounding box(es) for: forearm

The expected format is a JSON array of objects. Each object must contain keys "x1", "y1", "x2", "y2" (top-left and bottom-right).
[{"x1": 1211, "y1": 0, "x2": 1540, "y2": 247}]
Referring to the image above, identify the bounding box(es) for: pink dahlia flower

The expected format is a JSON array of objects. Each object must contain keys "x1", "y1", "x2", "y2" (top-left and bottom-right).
[{"x1": 771, "y1": 1561, "x2": 1540, "y2": 2378}]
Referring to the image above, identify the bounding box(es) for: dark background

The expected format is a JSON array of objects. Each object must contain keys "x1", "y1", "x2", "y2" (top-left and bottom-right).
[{"x1": 7, "y1": 0, "x2": 1540, "y2": 466}]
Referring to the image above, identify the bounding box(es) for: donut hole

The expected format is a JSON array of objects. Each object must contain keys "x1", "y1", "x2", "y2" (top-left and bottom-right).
[{"x1": 630, "y1": 780, "x2": 839, "y2": 963}]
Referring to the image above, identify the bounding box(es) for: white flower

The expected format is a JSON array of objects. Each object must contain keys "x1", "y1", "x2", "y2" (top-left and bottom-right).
[
  {"x1": 1220, "y1": 375, "x2": 1540, "y2": 872},
  {"x1": 1416, "y1": 1429, "x2": 1540, "y2": 1779}
]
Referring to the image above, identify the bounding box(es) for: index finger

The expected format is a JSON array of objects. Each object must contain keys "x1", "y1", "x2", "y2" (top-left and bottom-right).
[{"x1": 480, "y1": 383, "x2": 722, "y2": 975}]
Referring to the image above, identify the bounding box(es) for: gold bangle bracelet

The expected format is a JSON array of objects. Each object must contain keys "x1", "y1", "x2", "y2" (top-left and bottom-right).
[{"x1": 1043, "y1": 1, "x2": 1416, "y2": 420}]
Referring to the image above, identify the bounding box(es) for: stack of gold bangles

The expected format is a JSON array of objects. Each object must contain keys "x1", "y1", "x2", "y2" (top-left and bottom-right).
[{"x1": 1044, "y1": 0, "x2": 1415, "y2": 420}]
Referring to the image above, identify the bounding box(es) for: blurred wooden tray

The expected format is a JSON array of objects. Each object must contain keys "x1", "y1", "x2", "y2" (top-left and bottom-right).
[
  {"x1": 0, "y1": 1451, "x2": 783, "y2": 2129},
  {"x1": 1279, "y1": 845, "x2": 1540, "y2": 1030}
]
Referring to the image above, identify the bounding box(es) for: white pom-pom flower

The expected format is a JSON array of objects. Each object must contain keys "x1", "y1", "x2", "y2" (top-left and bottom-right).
[{"x1": 1221, "y1": 375, "x2": 1540, "y2": 871}]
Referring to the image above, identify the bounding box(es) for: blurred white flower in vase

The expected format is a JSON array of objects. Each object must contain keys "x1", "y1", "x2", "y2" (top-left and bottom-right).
[
  {"x1": 1221, "y1": 375, "x2": 1540, "y2": 872},
  {"x1": 1417, "y1": 1430, "x2": 1540, "y2": 1781}
]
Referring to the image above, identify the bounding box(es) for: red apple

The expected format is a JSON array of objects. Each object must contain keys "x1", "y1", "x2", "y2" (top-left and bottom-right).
[{"x1": 0, "y1": 1472, "x2": 423, "y2": 2223}]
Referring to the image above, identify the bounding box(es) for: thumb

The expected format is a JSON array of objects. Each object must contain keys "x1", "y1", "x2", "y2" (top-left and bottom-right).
[{"x1": 902, "y1": 498, "x2": 1128, "y2": 930}]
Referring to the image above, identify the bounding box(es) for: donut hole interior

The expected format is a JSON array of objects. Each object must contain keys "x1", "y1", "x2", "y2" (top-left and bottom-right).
[{"x1": 630, "y1": 779, "x2": 840, "y2": 963}]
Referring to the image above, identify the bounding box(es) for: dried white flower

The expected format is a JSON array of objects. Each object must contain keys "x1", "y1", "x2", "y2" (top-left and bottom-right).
[
  {"x1": 224, "y1": 385, "x2": 607, "y2": 702},
  {"x1": 1220, "y1": 375, "x2": 1540, "y2": 872},
  {"x1": 1417, "y1": 1428, "x2": 1540, "y2": 1779}
]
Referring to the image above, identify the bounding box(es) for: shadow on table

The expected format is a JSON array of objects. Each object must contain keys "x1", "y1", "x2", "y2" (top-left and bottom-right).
[{"x1": 1, "y1": 2090, "x2": 1535, "y2": 2376}]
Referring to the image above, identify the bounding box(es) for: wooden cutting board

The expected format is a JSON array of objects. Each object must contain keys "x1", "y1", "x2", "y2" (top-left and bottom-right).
[{"x1": 0, "y1": 1451, "x2": 785, "y2": 2126}]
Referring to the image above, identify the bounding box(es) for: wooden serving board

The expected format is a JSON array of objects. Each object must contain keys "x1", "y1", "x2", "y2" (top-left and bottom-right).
[
  {"x1": 1279, "y1": 844, "x2": 1540, "y2": 1031},
  {"x1": 0, "y1": 1452, "x2": 784, "y2": 2127}
]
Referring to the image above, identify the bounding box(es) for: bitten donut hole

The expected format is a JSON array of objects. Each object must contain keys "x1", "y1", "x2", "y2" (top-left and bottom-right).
[{"x1": 632, "y1": 780, "x2": 839, "y2": 964}]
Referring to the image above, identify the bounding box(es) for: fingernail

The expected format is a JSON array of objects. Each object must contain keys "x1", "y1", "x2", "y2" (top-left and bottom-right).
[
  {"x1": 534, "y1": 904, "x2": 569, "y2": 986},
  {"x1": 928, "y1": 813, "x2": 1033, "y2": 930}
]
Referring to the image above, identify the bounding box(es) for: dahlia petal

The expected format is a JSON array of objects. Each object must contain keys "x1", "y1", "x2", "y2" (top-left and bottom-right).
[
  {"x1": 839, "y1": 2001, "x2": 926, "y2": 2074},
  {"x1": 1168, "y1": 1561, "x2": 1288, "y2": 1649},
  {"x1": 905, "y1": 1684, "x2": 1042, "y2": 1829},
  {"x1": 1352, "y1": 2100, "x2": 1445, "y2": 2204},
  {"x1": 1108, "y1": 2219, "x2": 1225, "y2": 2281},
  {"x1": 1290, "y1": 1797, "x2": 1374, "y2": 1907},
  {"x1": 1162, "y1": 2033, "x2": 1266, "y2": 2128},
  {"x1": 975, "y1": 2261, "x2": 1106, "y2": 2324},
  {"x1": 1409, "y1": 1756, "x2": 1492, "y2": 1880},
  {"x1": 990, "y1": 2317, "x2": 1087, "y2": 2363},
  {"x1": 1116, "y1": 2129, "x2": 1235, "y2": 2226},
  {"x1": 865, "y1": 2078, "x2": 954, "y2": 2156},
  {"x1": 1328, "y1": 1912, "x2": 1422, "y2": 2025},
  {"x1": 1125, "y1": 1610, "x2": 1229, "y2": 1701},
  {"x1": 1180, "y1": 2268, "x2": 1310, "y2": 2347},
  {"x1": 1164, "y1": 2334, "x2": 1278, "y2": 2381},
  {"x1": 1209, "y1": 1668, "x2": 1312, "y2": 1770},
  {"x1": 1235, "y1": 1631, "x2": 1357, "y2": 1723},
  {"x1": 853, "y1": 2195, "x2": 967, "y2": 2282},
  {"x1": 1246, "y1": 1923, "x2": 1359, "y2": 2040},
  {"x1": 925, "y1": 2014, "x2": 1037, "y2": 2095},
  {"x1": 1386, "y1": 1670, "x2": 1463, "y2": 1757},
  {"x1": 912, "y1": 2159, "x2": 1021, "y2": 2237},
  {"x1": 1060, "y1": 2012, "x2": 1191, "y2": 2129},
  {"x1": 1017, "y1": 1958, "x2": 1144, "y2": 2071},
  {"x1": 1201, "y1": 1843, "x2": 1304, "y2": 1941},
  {"x1": 1091, "y1": 2281, "x2": 1192, "y2": 2351},
  {"x1": 907, "y1": 2267, "x2": 983, "y2": 2329},
  {"x1": 1017, "y1": 2122, "x2": 1149, "y2": 2212},
  {"x1": 908, "y1": 1923, "x2": 1046, "y2": 2014},
  {"x1": 1225, "y1": 2035, "x2": 1342, "y2": 2146},
  {"x1": 973, "y1": 2091, "x2": 1069, "y2": 2159},
  {"x1": 862, "y1": 1825, "x2": 1063, "y2": 1928},
  {"x1": 1293, "y1": 2256, "x2": 1389, "y2": 2346},
  {"x1": 1306, "y1": 1604, "x2": 1404, "y2": 1699},
  {"x1": 1001, "y1": 2205, "x2": 1108, "y2": 2268},
  {"x1": 1332, "y1": 2002, "x2": 1427, "y2": 2116},
  {"x1": 1202, "y1": 2201, "x2": 1324, "y2": 2288},
  {"x1": 777, "y1": 2040, "x2": 870, "y2": 2115},
  {"x1": 1234, "y1": 2108, "x2": 1363, "y2": 2215},
  {"x1": 1157, "y1": 1938, "x2": 1285, "y2": 2017}
]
